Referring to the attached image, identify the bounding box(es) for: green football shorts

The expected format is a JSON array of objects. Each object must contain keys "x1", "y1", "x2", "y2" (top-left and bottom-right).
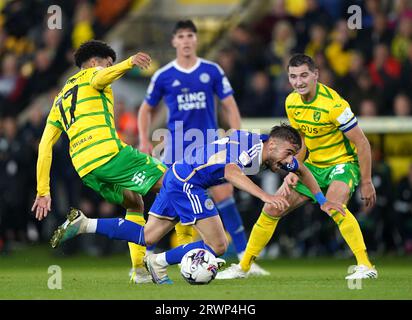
[
  {"x1": 294, "y1": 162, "x2": 360, "y2": 203},
  {"x1": 82, "y1": 145, "x2": 167, "y2": 205}
]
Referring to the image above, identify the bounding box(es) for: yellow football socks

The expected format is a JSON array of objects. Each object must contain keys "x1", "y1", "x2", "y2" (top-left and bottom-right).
[
  {"x1": 174, "y1": 222, "x2": 193, "y2": 245},
  {"x1": 329, "y1": 207, "x2": 373, "y2": 268},
  {"x1": 125, "y1": 211, "x2": 146, "y2": 269},
  {"x1": 239, "y1": 211, "x2": 280, "y2": 272}
]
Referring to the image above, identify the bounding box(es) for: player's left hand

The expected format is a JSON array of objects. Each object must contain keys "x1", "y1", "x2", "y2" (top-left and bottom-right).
[
  {"x1": 31, "y1": 195, "x2": 52, "y2": 221},
  {"x1": 131, "y1": 52, "x2": 151, "y2": 69},
  {"x1": 360, "y1": 181, "x2": 376, "y2": 208},
  {"x1": 277, "y1": 173, "x2": 299, "y2": 196},
  {"x1": 320, "y1": 201, "x2": 346, "y2": 217}
]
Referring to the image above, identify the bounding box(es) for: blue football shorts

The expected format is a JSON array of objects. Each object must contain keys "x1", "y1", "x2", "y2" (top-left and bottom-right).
[{"x1": 148, "y1": 169, "x2": 219, "y2": 225}]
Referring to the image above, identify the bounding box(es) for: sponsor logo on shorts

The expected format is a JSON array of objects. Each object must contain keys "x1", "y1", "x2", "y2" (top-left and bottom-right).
[{"x1": 132, "y1": 171, "x2": 146, "y2": 186}]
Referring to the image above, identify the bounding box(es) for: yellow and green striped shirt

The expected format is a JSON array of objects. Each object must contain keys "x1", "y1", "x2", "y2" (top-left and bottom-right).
[
  {"x1": 37, "y1": 57, "x2": 134, "y2": 196},
  {"x1": 285, "y1": 82, "x2": 358, "y2": 168}
]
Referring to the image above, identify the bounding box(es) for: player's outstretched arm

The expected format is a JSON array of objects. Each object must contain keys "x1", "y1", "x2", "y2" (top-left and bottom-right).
[
  {"x1": 32, "y1": 122, "x2": 62, "y2": 221},
  {"x1": 343, "y1": 126, "x2": 376, "y2": 208},
  {"x1": 91, "y1": 52, "x2": 151, "y2": 90},
  {"x1": 224, "y1": 163, "x2": 289, "y2": 210}
]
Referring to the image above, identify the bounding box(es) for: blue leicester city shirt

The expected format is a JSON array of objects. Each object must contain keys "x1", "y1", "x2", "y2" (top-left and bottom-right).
[
  {"x1": 171, "y1": 130, "x2": 299, "y2": 189},
  {"x1": 145, "y1": 58, "x2": 234, "y2": 165}
]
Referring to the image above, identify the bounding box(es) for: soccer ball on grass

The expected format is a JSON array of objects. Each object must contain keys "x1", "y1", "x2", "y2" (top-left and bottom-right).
[{"x1": 180, "y1": 248, "x2": 218, "y2": 285}]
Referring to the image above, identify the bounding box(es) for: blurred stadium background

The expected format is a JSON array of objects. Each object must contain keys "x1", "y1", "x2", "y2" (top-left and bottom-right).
[{"x1": 1, "y1": 0, "x2": 412, "y2": 264}]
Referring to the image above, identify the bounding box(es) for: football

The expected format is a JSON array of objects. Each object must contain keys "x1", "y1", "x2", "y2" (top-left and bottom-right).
[{"x1": 180, "y1": 248, "x2": 219, "y2": 285}]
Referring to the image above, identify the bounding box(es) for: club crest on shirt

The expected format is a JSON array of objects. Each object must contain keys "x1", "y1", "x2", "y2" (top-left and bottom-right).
[
  {"x1": 204, "y1": 198, "x2": 215, "y2": 210},
  {"x1": 313, "y1": 111, "x2": 321, "y2": 122},
  {"x1": 200, "y1": 73, "x2": 210, "y2": 83}
]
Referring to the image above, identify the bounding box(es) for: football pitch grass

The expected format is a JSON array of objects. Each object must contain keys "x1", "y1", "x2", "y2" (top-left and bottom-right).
[{"x1": 0, "y1": 245, "x2": 411, "y2": 300}]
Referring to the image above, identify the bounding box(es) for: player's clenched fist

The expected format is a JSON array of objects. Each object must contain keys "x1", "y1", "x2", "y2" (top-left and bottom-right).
[{"x1": 131, "y1": 52, "x2": 151, "y2": 69}]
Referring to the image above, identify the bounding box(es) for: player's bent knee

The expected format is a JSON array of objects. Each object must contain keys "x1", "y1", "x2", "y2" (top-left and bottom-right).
[
  {"x1": 208, "y1": 239, "x2": 228, "y2": 256},
  {"x1": 263, "y1": 203, "x2": 285, "y2": 218}
]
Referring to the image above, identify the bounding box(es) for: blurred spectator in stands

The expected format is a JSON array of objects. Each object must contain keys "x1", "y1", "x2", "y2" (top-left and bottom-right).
[
  {"x1": 94, "y1": 0, "x2": 133, "y2": 35},
  {"x1": 350, "y1": 140, "x2": 396, "y2": 253},
  {"x1": 318, "y1": 67, "x2": 336, "y2": 88},
  {"x1": 117, "y1": 104, "x2": 139, "y2": 146},
  {"x1": 394, "y1": 164, "x2": 412, "y2": 254},
  {"x1": 338, "y1": 51, "x2": 365, "y2": 102},
  {"x1": 1, "y1": 0, "x2": 44, "y2": 38},
  {"x1": 305, "y1": 23, "x2": 328, "y2": 58},
  {"x1": 265, "y1": 20, "x2": 296, "y2": 106},
  {"x1": 400, "y1": 42, "x2": 412, "y2": 99},
  {"x1": 72, "y1": 2, "x2": 96, "y2": 49},
  {"x1": 391, "y1": 11, "x2": 412, "y2": 62},
  {"x1": 270, "y1": 20, "x2": 297, "y2": 61},
  {"x1": 359, "y1": 98, "x2": 379, "y2": 117},
  {"x1": 356, "y1": 11, "x2": 394, "y2": 61},
  {"x1": 240, "y1": 70, "x2": 276, "y2": 117},
  {"x1": 229, "y1": 24, "x2": 266, "y2": 74},
  {"x1": 41, "y1": 28, "x2": 72, "y2": 77},
  {"x1": 362, "y1": 0, "x2": 385, "y2": 29},
  {"x1": 325, "y1": 19, "x2": 356, "y2": 77},
  {"x1": 0, "y1": 116, "x2": 30, "y2": 249},
  {"x1": 272, "y1": 56, "x2": 292, "y2": 116},
  {"x1": 346, "y1": 70, "x2": 380, "y2": 115},
  {"x1": 0, "y1": 53, "x2": 27, "y2": 116},
  {"x1": 216, "y1": 47, "x2": 245, "y2": 102},
  {"x1": 252, "y1": 0, "x2": 294, "y2": 45},
  {"x1": 393, "y1": 92, "x2": 412, "y2": 116},
  {"x1": 294, "y1": 0, "x2": 332, "y2": 52},
  {"x1": 19, "y1": 103, "x2": 46, "y2": 239},
  {"x1": 368, "y1": 43, "x2": 401, "y2": 114},
  {"x1": 24, "y1": 48, "x2": 55, "y2": 97}
]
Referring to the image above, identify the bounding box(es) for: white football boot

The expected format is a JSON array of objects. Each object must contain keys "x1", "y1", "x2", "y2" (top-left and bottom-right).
[
  {"x1": 144, "y1": 254, "x2": 173, "y2": 284},
  {"x1": 50, "y1": 208, "x2": 88, "y2": 248},
  {"x1": 215, "y1": 263, "x2": 247, "y2": 280},
  {"x1": 247, "y1": 262, "x2": 270, "y2": 277},
  {"x1": 129, "y1": 267, "x2": 153, "y2": 284},
  {"x1": 345, "y1": 265, "x2": 378, "y2": 280}
]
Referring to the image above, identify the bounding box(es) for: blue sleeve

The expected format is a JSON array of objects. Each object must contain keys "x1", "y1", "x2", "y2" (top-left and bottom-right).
[
  {"x1": 230, "y1": 132, "x2": 262, "y2": 175},
  {"x1": 212, "y1": 64, "x2": 234, "y2": 100},
  {"x1": 144, "y1": 74, "x2": 164, "y2": 107},
  {"x1": 281, "y1": 157, "x2": 299, "y2": 172}
]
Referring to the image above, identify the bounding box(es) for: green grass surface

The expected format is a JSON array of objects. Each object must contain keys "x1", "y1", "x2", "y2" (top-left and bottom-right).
[{"x1": 0, "y1": 245, "x2": 411, "y2": 300}]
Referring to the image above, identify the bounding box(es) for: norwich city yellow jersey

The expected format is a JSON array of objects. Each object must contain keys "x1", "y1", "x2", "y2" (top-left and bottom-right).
[
  {"x1": 46, "y1": 67, "x2": 126, "y2": 177},
  {"x1": 285, "y1": 82, "x2": 358, "y2": 168},
  {"x1": 37, "y1": 57, "x2": 134, "y2": 195}
]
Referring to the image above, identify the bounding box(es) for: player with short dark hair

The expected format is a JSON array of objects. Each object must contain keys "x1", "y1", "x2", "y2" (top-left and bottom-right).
[
  {"x1": 32, "y1": 40, "x2": 165, "y2": 283},
  {"x1": 48, "y1": 124, "x2": 345, "y2": 284},
  {"x1": 218, "y1": 53, "x2": 378, "y2": 280},
  {"x1": 138, "y1": 20, "x2": 268, "y2": 276}
]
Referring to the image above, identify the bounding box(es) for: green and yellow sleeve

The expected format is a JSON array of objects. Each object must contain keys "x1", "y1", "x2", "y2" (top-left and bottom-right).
[
  {"x1": 90, "y1": 56, "x2": 134, "y2": 90},
  {"x1": 36, "y1": 110, "x2": 63, "y2": 196}
]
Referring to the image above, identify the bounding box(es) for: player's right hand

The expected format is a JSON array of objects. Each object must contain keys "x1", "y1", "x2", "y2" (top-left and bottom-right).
[
  {"x1": 261, "y1": 194, "x2": 289, "y2": 211},
  {"x1": 139, "y1": 140, "x2": 153, "y2": 155},
  {"x1": 278, "y1": 172, "x2": 299, "y2": 196},
  {"x1": 320, "y1": 201, "x2": 346, "y2": 217},
  {"x1": 31, "y1": 195, "x2": 52, "y2": 221},
  {"x1": 131, "y1": 52, "x2": 151, "y2": 69}
]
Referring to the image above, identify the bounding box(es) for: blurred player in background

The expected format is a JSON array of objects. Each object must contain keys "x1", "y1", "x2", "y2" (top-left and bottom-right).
[
  {"x1": 31, "y1": 40, "x2": 166, "y2": 283},
  {"x1": 48, "y1": 125, "x2": 345, "y2": 284},
  {"x1": 138, "y1": 20, "x2": 269, "y2": 277},
  {"x1": 218, "y1": 54, "x2": 378, "y2": 280}
]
